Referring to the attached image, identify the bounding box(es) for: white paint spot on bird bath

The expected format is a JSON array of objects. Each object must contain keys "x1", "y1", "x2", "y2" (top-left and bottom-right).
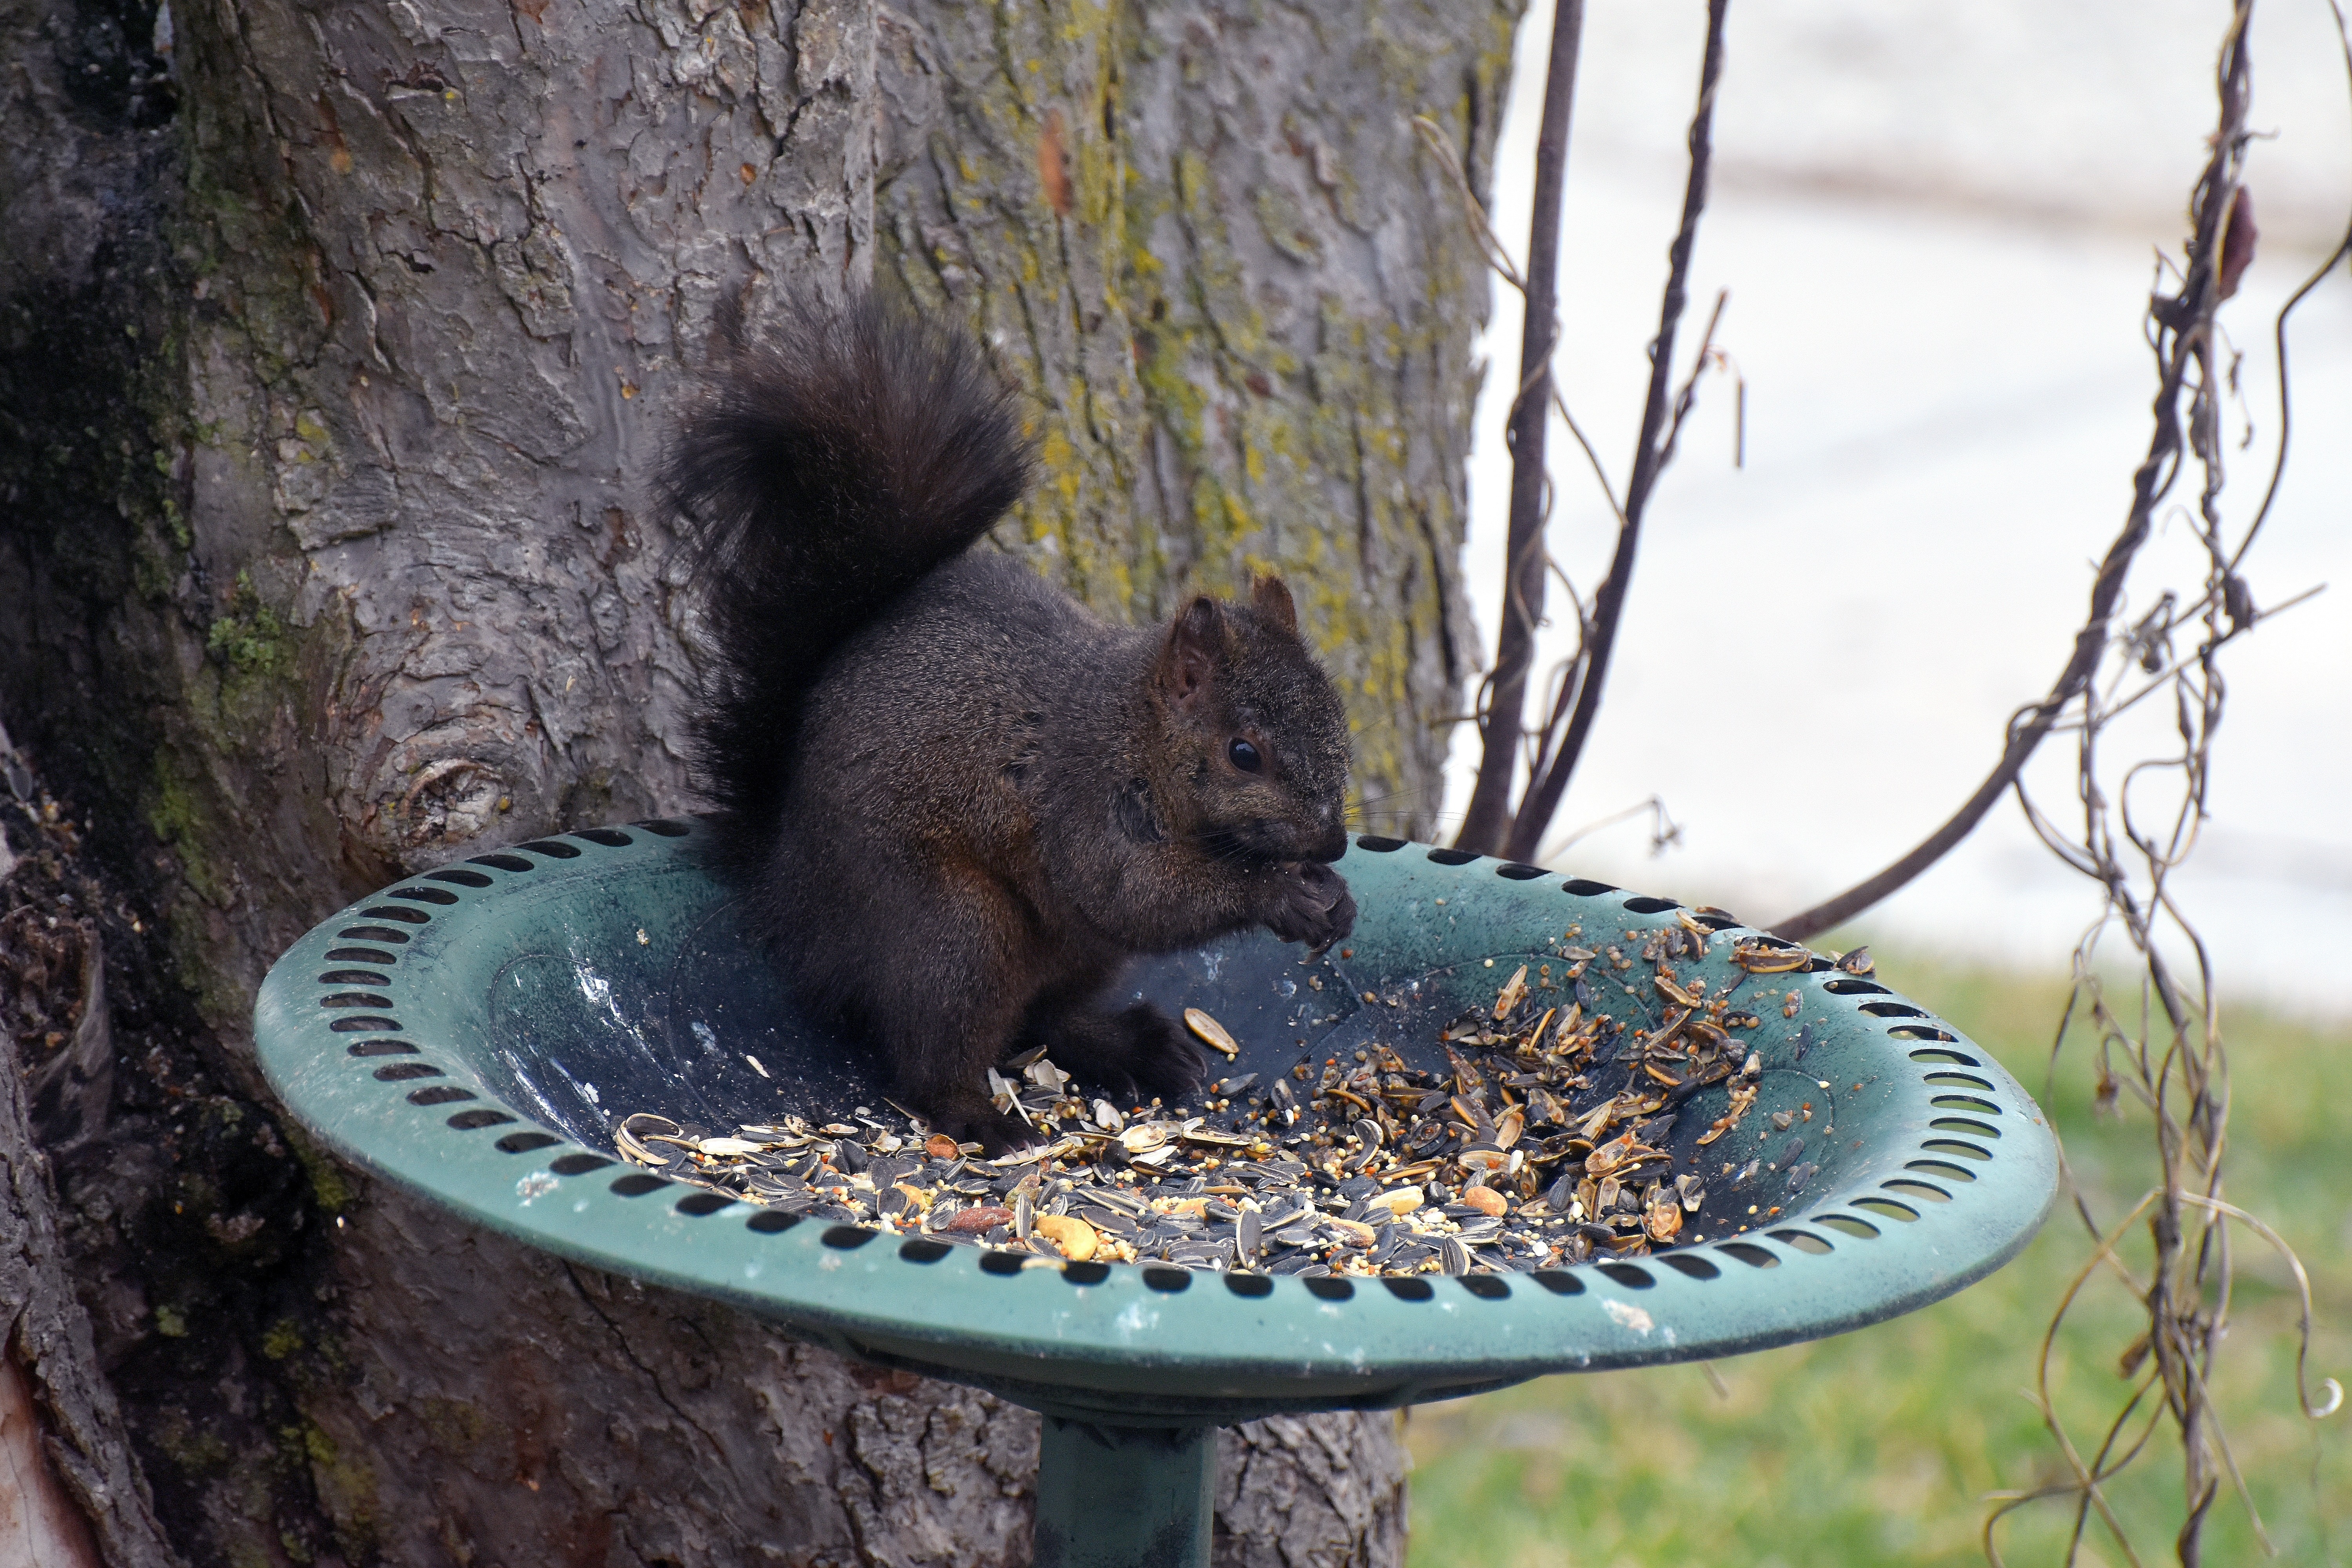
[{"x1": 1602, "y1": 1298, "x2": 1654, "y2": 1336}]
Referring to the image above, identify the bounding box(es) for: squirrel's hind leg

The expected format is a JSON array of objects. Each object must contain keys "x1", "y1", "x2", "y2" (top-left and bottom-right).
[
  {"x1": 807, "y1": 874, "x2": 1042, "y2": 1155},
  {"x1": 877, "y1": 991, "x2": 1039, "y2": 1154},
  {"x1": 875, "y1": 988, "x2": 1038, "y2": 1156},
  {"x1": 1027, "y1": 995, "x2": 1206, "y2": 1111}
]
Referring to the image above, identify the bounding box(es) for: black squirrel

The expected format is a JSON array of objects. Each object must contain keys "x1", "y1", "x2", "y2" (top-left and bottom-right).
[{"x1": 664, "y1": 295, "x2": 1356, "y2": 1151}]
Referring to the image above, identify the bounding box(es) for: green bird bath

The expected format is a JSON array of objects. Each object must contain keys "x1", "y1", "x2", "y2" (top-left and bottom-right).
[{"x1": 254, "y1": 820, "x2": 2057, "y2": 1567}]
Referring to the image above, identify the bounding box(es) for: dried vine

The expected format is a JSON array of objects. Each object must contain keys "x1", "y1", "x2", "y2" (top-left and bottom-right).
[
  {"x1": 1427, "y1": 0, "x2": 2348, "y2": 1556},
  {"x1": 1433, "y1": 2, "x2": 2349, "y2": 1559},
  {"x1": 1976, "y1": 4, "x2": 2352, "y2": 1563}
]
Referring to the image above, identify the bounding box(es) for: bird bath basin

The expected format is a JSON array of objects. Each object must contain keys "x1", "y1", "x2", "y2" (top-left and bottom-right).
[{"x1": 254, "y1": 820, "x2": 2057, "y2": 1566}]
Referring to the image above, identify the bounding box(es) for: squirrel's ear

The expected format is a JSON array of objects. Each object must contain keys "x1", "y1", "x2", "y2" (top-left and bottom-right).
[
  {"x1": 1157, "y1": 597, "x2": 1225, "y2": 710},
  {"x1": 1250, "y1": 575, "x2": 1298, "y2": 635}
]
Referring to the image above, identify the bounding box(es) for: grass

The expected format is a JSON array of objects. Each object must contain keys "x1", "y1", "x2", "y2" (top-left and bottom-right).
[{"x1": 1401, "y1": 956, "x2": 2352, "y2": 1567}]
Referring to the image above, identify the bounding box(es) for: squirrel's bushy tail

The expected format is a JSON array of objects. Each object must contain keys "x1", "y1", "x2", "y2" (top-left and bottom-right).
[{"x1": 665, "y1": 293, "x2": 1031, "y2": 847}]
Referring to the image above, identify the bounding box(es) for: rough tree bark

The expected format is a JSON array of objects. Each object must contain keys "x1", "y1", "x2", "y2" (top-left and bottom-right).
[
  {"x1": 0, "y1": 744, "x2": 184, "y2": 1568},
  {"x1": 0, "y1": 0, "x2": 1514, "y2": 1563}
]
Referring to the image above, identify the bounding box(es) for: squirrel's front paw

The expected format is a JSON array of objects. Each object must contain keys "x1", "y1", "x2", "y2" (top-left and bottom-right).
[{"x1": 1262, "y1": 862, "x2": 1356, "y2": 951}]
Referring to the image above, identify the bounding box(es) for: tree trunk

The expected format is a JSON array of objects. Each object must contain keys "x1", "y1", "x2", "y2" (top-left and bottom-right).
[
  {"x1": 0, "y1": 0, "x2": 1511, "y2": 1562},
  {"x1": 0, "y1": 758, "x2": 185, "y2": 1568}
]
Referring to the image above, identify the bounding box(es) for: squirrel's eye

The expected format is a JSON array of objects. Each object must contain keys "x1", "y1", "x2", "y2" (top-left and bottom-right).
[{"x1": 1228, "y1": 738, "x2": 1263, "y2": 773}]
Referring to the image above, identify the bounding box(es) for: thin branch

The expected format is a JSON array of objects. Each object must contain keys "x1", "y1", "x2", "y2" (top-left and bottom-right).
[
  {"x1": 1657, "y1": 289, "x2": 1732, "y2": 476},
  {"x1": 1769, "y1": 18, "x2": 2254, "y2": 942},
  {"x1": 1405, "y1": 118, "x2": 1628, "y2": 533},
  {"x1": 2027, "y1": 1187, "x2": 2166, "y2": 1568},
  {"x1": 1500, "y1": 6, "x2": 1730, "y2": 866},
  {"x1": 1454, "y1": 0, "x2": 1590, "y2": 856}
]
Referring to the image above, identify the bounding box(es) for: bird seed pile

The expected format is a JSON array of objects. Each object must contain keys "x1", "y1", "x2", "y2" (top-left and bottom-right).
[{"x1": 619, "y1": 915, "x2": 1852, "y2": 1278}]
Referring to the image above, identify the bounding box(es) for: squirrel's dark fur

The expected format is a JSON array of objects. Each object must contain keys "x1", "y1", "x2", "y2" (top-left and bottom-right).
[{"x1": 667, "y1": 295, "x2": 1355, "y2": 1149}]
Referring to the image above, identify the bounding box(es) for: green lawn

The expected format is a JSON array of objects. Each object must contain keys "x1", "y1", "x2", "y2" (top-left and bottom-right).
[{"x1": 1402, "y1": 956, "x2": 2352, "y2": 1567}]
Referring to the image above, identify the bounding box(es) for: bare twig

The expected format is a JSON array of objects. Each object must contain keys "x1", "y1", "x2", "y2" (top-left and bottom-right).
[
  {"x1": 1770, "y1": 4, "x2": 2258, "y2": 945},
  {"x1": 2172, "y1": 1193, "x2": 2344, "y2": 1422},
  {"x1": 1499, "y1": 2, "x2": 1731, "y2": 864},
  {"x1": 1455, "y1": 0, "x2": 1590, "y2": 856}
]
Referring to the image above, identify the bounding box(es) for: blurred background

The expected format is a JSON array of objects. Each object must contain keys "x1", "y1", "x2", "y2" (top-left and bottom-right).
[
  {"x1": 1442, "y1": 0, "x2": 2352, "y2": 1018},
  {"x1": 1415, "y1": 5, "x2": 2352, "y2": 1563}
]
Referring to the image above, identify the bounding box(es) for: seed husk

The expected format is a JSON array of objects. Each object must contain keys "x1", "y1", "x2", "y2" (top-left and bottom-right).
[
  {"x1": 1493, "y1": 965, "x2": 1529, "y2": 1020},
  {"x1": 1733, "y1": 941, "x2": 1811, "y2": 974},
  {"x1": 621, "y1": 911, "x2": 1825, "y2": 1274},
  {"x1": 1183, "y1": 1007, "x2": 1241, "y2": 1058}
]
